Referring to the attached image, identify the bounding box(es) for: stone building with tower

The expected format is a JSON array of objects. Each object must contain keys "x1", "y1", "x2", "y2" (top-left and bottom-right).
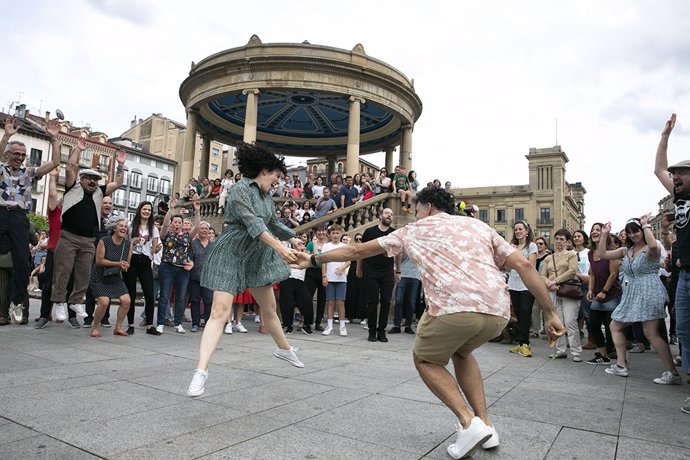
[{"x1": 453, "y1": 146, "x2": 586, "y2": 242}]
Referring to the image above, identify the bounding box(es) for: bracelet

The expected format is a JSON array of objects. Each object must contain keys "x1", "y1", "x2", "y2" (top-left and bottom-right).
[
  {"x1": 310, "y1": 254, "x2": 317, "y2": 266},
  {"x1": 395, "y1": 271, "x2": 401, "y2": 274}
]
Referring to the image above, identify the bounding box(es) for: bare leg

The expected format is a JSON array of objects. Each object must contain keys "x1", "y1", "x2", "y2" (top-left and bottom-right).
[
  {"x1": 336, "y1": 300, "x2": 346, "y2": 323},
  {"x1": 414, "y1": 352, "x2": 474, "y2": 428},
  {"x1": 326, "y1": 300, "x2": 335, "y2": 319},
  {"x1": 115, "y1": 295, "x2": 130, "y2": 334},
  {"x1": 251, "y1": 286, "x2": 290, "y2": 349},
  {"x1": 451, "y1": 352, "x2": 490, "y2": 426},
  {"x1": 609, "y1": 320, "x2": 629, "y2": 367},
  {"x1": 642, "y1": 320, "x2": 678, "y2": 373},
  {"x1": 92, "y1": 297, "x2": 109, "y2": 336},
  {"x1": 197, "y1": 291, "x2": 234, "y2": 371}
]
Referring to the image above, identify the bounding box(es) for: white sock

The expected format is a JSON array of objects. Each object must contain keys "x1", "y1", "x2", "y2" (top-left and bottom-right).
[{"x1": 327, "y1": 319, "x2": 333, "y2": 328}]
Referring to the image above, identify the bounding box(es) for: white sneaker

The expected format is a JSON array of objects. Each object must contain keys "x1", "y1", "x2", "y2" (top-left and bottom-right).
[
  {"x1": 69, "y1": 303, "x2": 87, "y2": 318},
  {"x1": 254, "y1": 314, "x2": 261, "y2": 323},
  {"x1": 339, "y1": 325, "x2": 347, "y2": 336},
  {"x1": 273, "y1": 346, "x2": 304, "y2": 368},
  {"x1": 53, "y1": 302, "x2": 68, "y2": 321},
  {"x1": 447, "y1": 417, "x2": 493, "y2": 459},
  {"x1": 9, "y1": 302, "x2": 23, "y2": 324},
  {"x1": 482, "y1": 425, "x2": 499, "y2": 449},
  {"x1": 174, "y1": 324, "x2": 186, "y2": 334},
  {"x1": 187, "y1": 369, "x2": 208, "y2": 397},
  {"x1": 224, "y1": 323, "x2": 233, "y2": 334},
  {"x1": 156, "y1": 324, "x2": 164, "y2": 334},
  {"x1": 322, "y1": 326, "x2": 333, "y2": 335},
  {"x1": 234, "y1": 322, "x2": 248, "y2": 333},
  {"x1": 653, "y1": 371, "x2": 682, "y2": 385}
]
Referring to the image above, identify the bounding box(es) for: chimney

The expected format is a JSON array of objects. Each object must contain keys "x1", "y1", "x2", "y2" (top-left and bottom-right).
[
  {"x1": 15, "y1": 104, "x2": 27, "y2": 118},
  {"x1": 130, "y1": 115, "x2": 137, "y2": 128}
]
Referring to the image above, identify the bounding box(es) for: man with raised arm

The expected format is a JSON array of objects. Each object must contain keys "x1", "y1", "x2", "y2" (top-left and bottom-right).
[
  {"x1": 0, "y1": 115, "x2": 62, "y2": 323},
  {"x1": 50, "y1": 138, "x2": 126, "y2": 322},
  {"x1": 653, "y1": 113, "x2": 690, "y2": 415}
]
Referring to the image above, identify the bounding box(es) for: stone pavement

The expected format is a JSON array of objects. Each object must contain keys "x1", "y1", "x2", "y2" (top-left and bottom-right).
[{"x1": 0, "y1": 300, "x2": 688, "y2": 459}]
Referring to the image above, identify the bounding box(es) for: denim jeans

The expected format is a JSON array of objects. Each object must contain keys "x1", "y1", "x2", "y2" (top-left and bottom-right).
[
  {"x1": 675, "y1": 270, "x2": 690, "y2": 369},
  {"x1": 393, "y1": 277, "x2": 421, "y2": 327},
  {"x1": 157, "y1": 262, "x2": 191, "y2": 327},
  {"x1": 188, "y1": 278, "x2": 213, "y2": 326}
]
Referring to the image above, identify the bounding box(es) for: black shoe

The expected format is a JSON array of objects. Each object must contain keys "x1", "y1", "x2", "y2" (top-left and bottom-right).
[
  {"x1": 315, "y1": 324, "x2": 324, "y2": 332},
  {"x1": 609, "y1": 352, "x2": 617, "y2": 360},
  {"x1": 300, "y1": 325, "x2": 313, "y2": 335},
  {"x1": 0, "y1": 317, "x2": 9, "y2": 326},
  {"x1": 367, "y1": 332, "x2": 377, "y2": 342},
  {"x1": 126, "y1": 326, "x2": 135, "y2": 335},
  {"x1": 388, "y1": 326, "x2": 401, "y2": 334},
  {"x1": 146, "y1": 326, "x2": 161, "y2": 336},
  {"x1": 100, "y1": 319, "x2": 111, "y2": 328},
  {"x1": 404, "y1": 327, "x2": 414, "y2": 334},
  {"x1": 83, "y1": 318, "x2": 93, "y2": 327},
  {"x1": 285, "y1": 326, "x2": 293, "y2": 334},
  {"x1": 377, "y1": 331, "x2": 388, "y2": 343}
]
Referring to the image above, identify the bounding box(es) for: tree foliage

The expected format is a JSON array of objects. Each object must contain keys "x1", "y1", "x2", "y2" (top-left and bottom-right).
[{"x1": 27, "y1": 212, "x2": 48, "y2": 233}]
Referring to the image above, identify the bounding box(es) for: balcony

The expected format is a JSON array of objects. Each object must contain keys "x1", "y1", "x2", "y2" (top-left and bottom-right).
[{"x1": 537, "y1": 218, "x2": 554, "y2": 227}]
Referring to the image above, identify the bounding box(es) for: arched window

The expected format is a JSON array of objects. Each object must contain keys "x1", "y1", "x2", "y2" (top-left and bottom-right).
[{"x1": 337, "y1": 162, "x2": 343, "y2": 173}]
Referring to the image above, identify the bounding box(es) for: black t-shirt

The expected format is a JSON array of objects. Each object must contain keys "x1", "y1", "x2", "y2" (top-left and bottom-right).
[
  {"x1": 158, "y1": 201, "x2": 169, "y2": 215},
  {"x1": 362, "y1": 225, "x2": 395, "y2": 273},
  {"x1": 674, "y1": 193, "x2": 690, "y2": 267},
  {"x1": 61, "y1": 185, "x2": 107, "y2": 238}
]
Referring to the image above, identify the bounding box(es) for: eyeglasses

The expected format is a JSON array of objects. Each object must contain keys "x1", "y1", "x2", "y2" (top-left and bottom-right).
[
  {"x1": 355, "y1": 238, "x2": 362, "y2": 242},
  {"x1": 536, "y1": 242, "x2": 545, "y2": 246},
  {"x1": 669, "y1": 170, "x2": 690, "y2": 177}
]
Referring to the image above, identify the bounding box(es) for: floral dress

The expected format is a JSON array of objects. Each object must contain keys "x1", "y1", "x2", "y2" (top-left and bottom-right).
[{"x1": 611, "y1": 250, "x2": 668, "y2": 323}]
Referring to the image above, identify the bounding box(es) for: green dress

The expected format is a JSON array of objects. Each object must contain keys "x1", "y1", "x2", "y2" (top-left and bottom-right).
[{"x1": 201, "y1": 178, "x2": 296, "y2": 294}]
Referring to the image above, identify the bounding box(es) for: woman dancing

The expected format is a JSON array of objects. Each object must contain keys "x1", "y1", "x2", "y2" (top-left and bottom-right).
[{"x1": 187, "y1": 143, "x2": 305, "y2": 397}]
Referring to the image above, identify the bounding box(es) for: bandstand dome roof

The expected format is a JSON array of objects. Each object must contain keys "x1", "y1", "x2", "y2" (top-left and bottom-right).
[{"x1": 179, "y1": 35, "x2": 422, "y2": 157}]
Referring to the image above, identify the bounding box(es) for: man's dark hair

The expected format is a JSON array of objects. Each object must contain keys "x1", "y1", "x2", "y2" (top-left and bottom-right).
[
  {"x1": 236, "y1": 142, "x2": 288, "y2": 179},
  {"x1": 415, "y1": 187, "x2": 455, "y2": 214}
]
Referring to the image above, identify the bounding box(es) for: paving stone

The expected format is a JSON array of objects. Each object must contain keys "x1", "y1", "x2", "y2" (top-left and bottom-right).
[
  {"x1": 0, "y1": 422, "x2": 41, "y2": 446},
  {"x1": 619, "y1": 400, "x2": 690, "y2": 449},
  {"x1": 545, "y1": 427, "x2": 617, "y2": 459},
  {"x1": 0, "y1": 434, "x2": 99, "y2": 459},
  {"x1": 616, "y1": 436, "x2": 690, "y2": 460}
]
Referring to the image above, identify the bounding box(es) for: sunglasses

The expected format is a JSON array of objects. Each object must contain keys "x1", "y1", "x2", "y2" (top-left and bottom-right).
[
  {"x1": 536, "y1": 242, "x2": 545, "y2": 246},
  {"x1": 355, "y1": 238, "x2": 362, "y2": 242}
]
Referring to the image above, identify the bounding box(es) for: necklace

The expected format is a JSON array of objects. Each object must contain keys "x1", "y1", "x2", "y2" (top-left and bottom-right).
[{"x1": 629, "y1": 245, "x2": 645, "y2": 259}]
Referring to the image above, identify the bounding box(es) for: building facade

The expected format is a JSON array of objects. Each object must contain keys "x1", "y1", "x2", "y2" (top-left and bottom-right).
[
  {"x1": 109, "y1": 138, "x2": 177, "y2": 221},
  {"x1": 453, "y1": 146, "x2": 586, "y2": 242}
]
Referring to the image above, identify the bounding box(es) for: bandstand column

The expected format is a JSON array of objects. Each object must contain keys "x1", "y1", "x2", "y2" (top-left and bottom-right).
[
  {"x1": 243, "y1": 89, "x2": 261, "y2": 143},
  {"x1": 327, "y1": 157, "x2": 336, "y2": 177},
  {"x1": 180, "y1": 107, "x2": 199, "y2": 190},
  {"x1": 346, "y1": 96, "x2": 364, "y2": 177},
  {"x1": 400, "y1": 123, "x2": 413, "y2": 172},
  {"x1": 385, "y1": 147, "x2": 394, "y2": 173},
  {"x1": 200, "y1": 135, "x2": 211, "y2": 179}
]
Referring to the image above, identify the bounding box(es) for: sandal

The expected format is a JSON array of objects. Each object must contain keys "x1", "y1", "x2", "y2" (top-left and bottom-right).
[
  {"x1": 113, "y1": 329, "x2": 129, "y2": 337},
  {"x1": 90, "y1": 329, "x2": 101, "y2": 338}
]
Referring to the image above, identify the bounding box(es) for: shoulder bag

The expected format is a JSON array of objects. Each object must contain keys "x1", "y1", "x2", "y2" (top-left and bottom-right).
[
  {"x1": 102, "y1": 240, "x2": 127, "y2": 279},
  {"x1": 552, "y1": 254, "x2": 582, "y2": 300}
]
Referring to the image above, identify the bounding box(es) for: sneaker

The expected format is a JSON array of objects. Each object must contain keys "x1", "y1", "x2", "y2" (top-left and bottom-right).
[
  {"x1": 682, "y1": 398, "x2": 690, "y2": 414},
  {"x1": 404, "y1": 327, "x2": 415, "y2": 334},
  {"x1": 361, "y1": 318, "x2": 368, "y2": 327},
  {"x1": 34, "y1": 317, "x2": 49, "y2": 329},
  {"x1": 146, "y1": 326, "x2": 161, "y2": 336},
  {"x1": 447, "y1": 417, "x2": 493, "y2": 459},
  {"x1": 69, "y1": 303, "x2": 87, "y2": 318},
  {"x1": 224, "y1": 323, "x2": 233, "y2": 334},
  {"x1": 53, "y1": 302, "x2": 68, "y2": 321},
  {"x1": 389, "y1": 326, "x2": 401, "y2": 334},
  {"x1": 572, "y1": 354, "x2": 582, "y2": 362},
  {"x1": 587, "y1": 353, "x2": 611, "y2": 365},
  {"x1": 367, "y1": 332, "x2": 377, "y2": 342},
  {"x1": 300, "y1": 325, "x2": 313, "y2": 335},
  {"x1": 234, "y1": 322, "x2": 248, "y2": 333},
  {"x1": 314, "y1": 324, "x2": 324, "y2": 332},
  {"x1": 100, "y1": 319, "x2": 111, "y2": 328},
  {"x1": 673, "y1": 356, "x2": 682, "y2": 366},
  {"x1": 273, "y1": 346, "x2": 304, "y2": 368},
  {"x1": 9, "y1": 302, "x2": 23, "y2": 324},
  {"x1": 377, "y1": 331, "x2": 388, "y2": 342},
  {"x1": 191, "y1": 324, "x2": 199, "y2": 332},
  {"x1": 339, "y1": 325, "x2": 347, "y2": 337},
  {"x1": 155, "y1": 324, "x2": 164, "y2": 334},
  {"x1": 629, "y1": 343, "x2": 645, "y2": 353},
  {"x1": 187, "y1": 369, "x2": 208, "y2": 397},
  {"x1": 509, "y1": 344, "x2": 521, "y2": 354},
  {"x1": 254, "y1": 314, "x2": 261, "y2": 323},
  {"x1": 653, "y1": 371, "x2": 682, "y2": 385},
  {"x1": 67, "y1": 317, "x2": 80, "y2": 329},
  {"x1": 82, "y1": 318, "x2": 93, "y2": 328},
  {"x1": 126, "y1": 326, "x2": 135, "y2": 335},
  {"x1": 285, "y1": 326, "x2": 293, "y2": 334},
  {"x1": 174, "y1": 325, "x2": 186, "y2": 334},
  {"x1": 605, "y1": 364, "x2": 629, "y2": 377},
  {"x1": 518, "y1": 344, "x2": 532, "y2": 357},
  {"x1": 482, "y1": 425, "x2": 499, "y2": 449},
  {"x1": 549, "y1": 352, "x2": 567, "y2": 360},
  {"x1": 322, "y1": 326, "x2": 333, "y2": 336}
]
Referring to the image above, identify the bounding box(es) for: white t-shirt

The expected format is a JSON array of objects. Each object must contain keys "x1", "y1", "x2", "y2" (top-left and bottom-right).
[
  {"x1": 132, "y1": 225, "x2": 160, "y2": 258},
  {"x1": 577, "y1": 248, "x2": 590, "y2": 275},
  {"x1": 312, "y1": 184, "x2": 325, "y2": 198},
  {"x1": 322, "y1": 242, "x2": 348, "y2": 282}
]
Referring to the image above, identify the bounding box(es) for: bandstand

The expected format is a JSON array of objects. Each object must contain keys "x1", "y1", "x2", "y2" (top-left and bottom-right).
[{"x1": 178, "y1": 35, "x2": 423, "y2": 183}]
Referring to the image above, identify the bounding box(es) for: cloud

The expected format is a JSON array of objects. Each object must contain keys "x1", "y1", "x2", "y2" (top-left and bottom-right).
[{"x1": 84, "y1": 0, "x2": 155, "y2": 26}]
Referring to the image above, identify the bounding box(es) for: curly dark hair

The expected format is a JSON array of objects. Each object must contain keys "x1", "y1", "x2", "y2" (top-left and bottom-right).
[
  {"x1": 415, "y1": 187, "x2": 455, "y2": 214},
  {"x1": 236, "y1": 142, "x2": 288, "y2": 179}
]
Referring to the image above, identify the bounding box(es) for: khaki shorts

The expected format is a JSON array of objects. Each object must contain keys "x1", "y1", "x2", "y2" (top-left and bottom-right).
[{"x1": 413, "y1": 311, "x2": 508, "y2": 365}]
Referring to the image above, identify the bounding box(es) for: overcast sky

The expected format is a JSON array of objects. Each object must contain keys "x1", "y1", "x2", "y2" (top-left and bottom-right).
[{"x1": 3, "y1": 0, "x2": 690, "y2": 231}]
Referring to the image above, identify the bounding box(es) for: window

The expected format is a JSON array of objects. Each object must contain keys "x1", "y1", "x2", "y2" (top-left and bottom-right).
[
  {"x1": 79, "y1": 149, "x2": 92, "y2": 167},
  {"x1": 146, "y1": 194, "x2": 157, "y2": 203},
  {"x1": 130, "y1": 172, "x2": 142, "y2": 189},
  {"x1": 337, "y1": 162, "x2": 343, "y2": 173},
  {"x1": 540, "y1": 207, "x2": 551, "y2": 224},
  {"x1": 496, "y1": 209, "x2": 506, "y2": 223},
  {"x1": 212, "y1": 147, "x2": 220, "y2": 157},
  {"x1": 28, "y1": 148, "x2": 42, "y2": 167},
  {"x1": 515, "y1": 208, "x2": 524, "y2": 222},
  {"x1": 210, "y1": 164, "x2": 219, "y2": 174},
  {"x1": 160, "y1": 179, "x2": 171, "y2": 195},
  {"x1": 127, "y1": 212, "x2": 135, "y2": 223},
  {"x1": 99, "y1": 154, "x2": 109, "y2": 172},
  {"x1": 541, "y1": 231, "x2": 551, "y2": 241},
  {"x1": 128, "y1": 191, "x2": 140, "y2": 208},
  {"x1": 60, "y1": 145, "x2": 70, "y2": 163},
  {"x1": 113, "y1": 189, "x2": 125, "y2": 206},
  {"x1": 147, "y1": 176, "x2": 158, "y2": 192},
  {"x1": 479, "y1": 210, "x2": 488, "y2": 223},
  {"x1": 161, "y1": 163, "x2": 169, "y2": 171}
]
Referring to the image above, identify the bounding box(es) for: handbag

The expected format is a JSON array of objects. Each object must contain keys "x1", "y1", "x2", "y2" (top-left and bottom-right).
[
  {"x1": 102, "y1": 240, "x2": 127, "y2": 279},
  {"x1": 552, "y1": 254, "x2": 583, "y2": 300}
]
